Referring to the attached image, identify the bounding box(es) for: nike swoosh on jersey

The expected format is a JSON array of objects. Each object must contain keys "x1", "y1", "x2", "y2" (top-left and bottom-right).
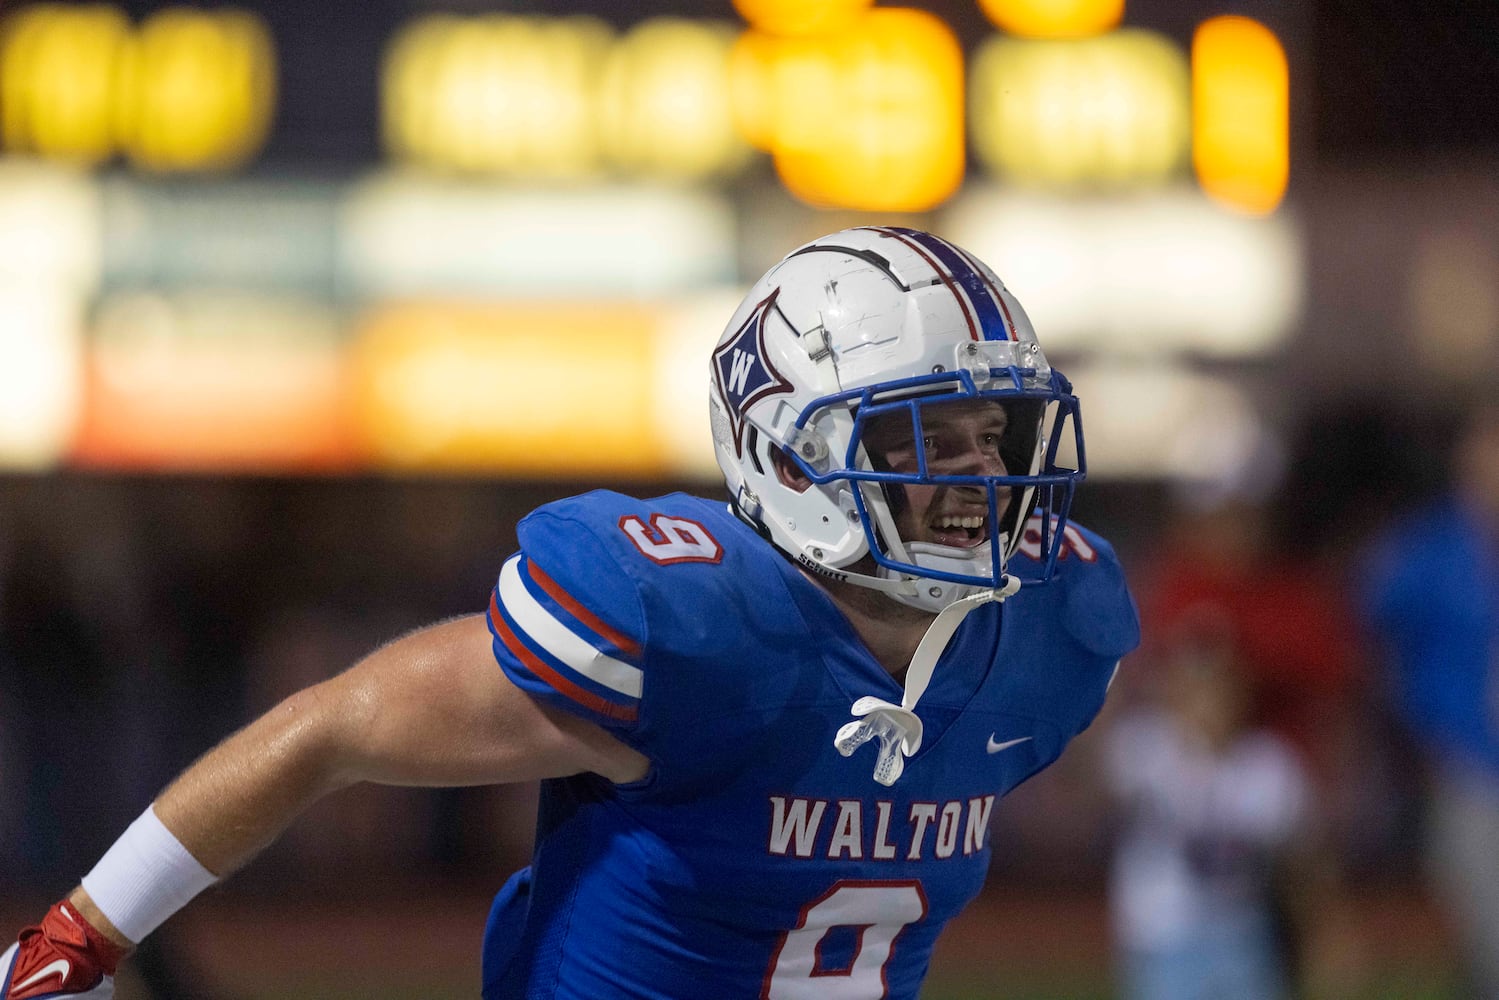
[
  {"x1": 986, "y1": 735, "x2": 1031, "y2": 754},
  {"x1": 14, "y1": 958, "x2": 71, "y2": 992}
]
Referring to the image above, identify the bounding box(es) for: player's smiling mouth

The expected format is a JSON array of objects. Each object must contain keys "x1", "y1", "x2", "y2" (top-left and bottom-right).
[{"x1": 930, "y1": 514, "x2": 987, "y2": 547}]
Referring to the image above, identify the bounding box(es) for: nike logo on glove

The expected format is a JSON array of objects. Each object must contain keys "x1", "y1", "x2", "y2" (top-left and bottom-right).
[
  {"x1": 13, "y1": 958, "x2": 70, "y2": 993},
  {"x1": 986, "y1": 735, "x2": 1031, "y2": 754}
]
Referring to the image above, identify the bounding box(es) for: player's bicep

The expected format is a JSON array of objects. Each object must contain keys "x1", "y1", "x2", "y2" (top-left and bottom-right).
[{"x1": 325, "y1": 613, "x2": 647, "y2": 789}]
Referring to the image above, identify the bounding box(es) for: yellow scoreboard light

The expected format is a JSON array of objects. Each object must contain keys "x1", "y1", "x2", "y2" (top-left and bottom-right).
[
  {"x1": 114, "y1": 7, "x2": 276, "y2": 172},
  {"x1": 383, "y1": 15, "x2": 612, "y2": 178},
  {"x1": 735, "y1": 8, "x2": 964, "y2": 212},
  {"x1": 0, "y1": 4, "x2": 274, "y2": 172},
  {"x1": 970, "y1": 30, "x2": 1188, "y2": 189},
  {"x1": 1192, "y1": 15, "x2": 1289, "y2": 216},
  {"x1": 727, "y1": 28, "x2": 782, "y2": 151},
  {"x1": 977, "y1": 0, "x2": 1121, "y2": 38},
  {"x1": 0, "y1": 4, "x2": 129, "y2": 165},
  {"x1": 732, "y1": 0, "x2": 874, "y2": 37},
  {"x1": 596, "y1": 19, "x2": 752, "y2": 181},
  {"x1": 977, "y1": 0, "x2": 1124, "y2": 39},
  {"x1": 384, "y1": 15, "x2": 748, "y2": 182}
]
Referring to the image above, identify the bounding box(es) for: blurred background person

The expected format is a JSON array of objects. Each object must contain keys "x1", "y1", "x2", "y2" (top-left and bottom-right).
[
  {"x1": 1124, "y1": 423, "x2": 1387, "y2": 997},
  {"x1": 1104, "y1": 612, "x2": 1311, "y2": 1000},
  {"x1": 1360, "y1": 401, "x2": 1499, "y2": 999}
]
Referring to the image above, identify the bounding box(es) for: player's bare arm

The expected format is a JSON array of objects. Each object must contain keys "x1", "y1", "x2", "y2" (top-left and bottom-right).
[
  {"x1": 4, "y1": 614, "x2": 647, "y2": 996},
  {"x1": 138, "y1": 613, "x2": 646, "y2": 878}
]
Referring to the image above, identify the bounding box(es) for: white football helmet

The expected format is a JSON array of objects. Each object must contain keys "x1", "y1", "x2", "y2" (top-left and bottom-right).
[{"x1": 709, "y1": 226, "x2": 1084, "y2": 613}]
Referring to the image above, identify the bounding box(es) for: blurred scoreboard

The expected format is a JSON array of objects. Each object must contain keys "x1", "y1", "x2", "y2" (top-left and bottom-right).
[
  {"x1": 0, "y1": 4, "x2": 274, "y2": 171},
  {"x1": 0, "y1": 0, "x2": 1289, "y2": 213},
  {"x1": 0, "y1": 0, "x2": 1301, "y2": 483}
]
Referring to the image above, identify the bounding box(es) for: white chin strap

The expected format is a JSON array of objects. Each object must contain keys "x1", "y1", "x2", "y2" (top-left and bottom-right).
[
  {"x1": 797, "y1": 538, "x2": 1006, "y2": 613},
  {"x1": 833, "y1": 574, "x2": 1022, "y2": 786},
  {"x1": 879, "y1": 540, "x2": 999, "y2": 613}
]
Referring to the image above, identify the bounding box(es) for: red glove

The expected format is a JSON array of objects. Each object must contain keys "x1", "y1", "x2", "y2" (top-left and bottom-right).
[{"x1": 1, "y1": 900, "x2": 127, "y2": 999}]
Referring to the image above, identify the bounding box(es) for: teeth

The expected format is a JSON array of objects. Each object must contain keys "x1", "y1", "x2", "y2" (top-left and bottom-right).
[{"x1": 934, "y1": 516, "x2": 985, "y2": 530}]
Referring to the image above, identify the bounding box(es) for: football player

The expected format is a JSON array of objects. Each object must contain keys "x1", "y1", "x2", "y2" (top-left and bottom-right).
[{"x1": 3, "y1": 227, "x2": 1138, "y2": 1000}]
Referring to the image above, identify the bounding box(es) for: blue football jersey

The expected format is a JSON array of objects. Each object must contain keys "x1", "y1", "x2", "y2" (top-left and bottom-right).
[{"x1": 482, "y1": 491, "x2": 1138, "y2": 1000}]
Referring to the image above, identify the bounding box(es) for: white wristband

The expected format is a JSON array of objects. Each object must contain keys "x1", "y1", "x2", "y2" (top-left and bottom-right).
[{"x1": 80, "y1": 805, "x2": 219, "y2": 943}]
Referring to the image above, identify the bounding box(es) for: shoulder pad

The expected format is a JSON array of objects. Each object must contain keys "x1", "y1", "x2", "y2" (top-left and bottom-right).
[
  {"x1": 490, "y1": 492, "x2": 654, "y2": 729},
  {"x1": 518, "y1": 491, "x2": 747, "y2": 600},
  {"x1": 1039, "y1": 520, "x2": 1140, "y2": 661},
  {"x1": 492, "y1": 491, "x2": 797, "y2": 733}
]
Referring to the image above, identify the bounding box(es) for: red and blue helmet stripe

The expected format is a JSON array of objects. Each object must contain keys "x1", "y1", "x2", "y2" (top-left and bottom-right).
[{"x1": 864, "y1": 226, "x2": 1015, "y2": 342}]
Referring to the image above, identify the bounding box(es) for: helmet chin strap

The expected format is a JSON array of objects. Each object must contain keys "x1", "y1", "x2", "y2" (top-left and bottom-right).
[
  {"x1": 879, "y1": 541, "x2": 997, "y2": 612},
  {"x1": 833, "y1": 573, "x2": 1022, "y2": 786}
]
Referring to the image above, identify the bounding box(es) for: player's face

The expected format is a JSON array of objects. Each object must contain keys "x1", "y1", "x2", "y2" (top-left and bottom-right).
[{"x1": 862, "y1": 399, "x2": 1013, "y2": 550}]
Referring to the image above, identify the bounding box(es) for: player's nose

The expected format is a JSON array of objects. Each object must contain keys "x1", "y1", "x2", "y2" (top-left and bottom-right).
[{"x1": 948, "y1": 435, "x2": 1007, "y2": 477}]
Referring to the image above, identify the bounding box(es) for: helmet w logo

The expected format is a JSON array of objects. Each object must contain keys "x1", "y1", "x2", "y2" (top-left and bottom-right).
[
  {"x1": 711, "y1": 289, "x2": 793, "y2": 455},
  {"x1": 726, "y1": 349, "x2": 757, "y2": 396}
]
